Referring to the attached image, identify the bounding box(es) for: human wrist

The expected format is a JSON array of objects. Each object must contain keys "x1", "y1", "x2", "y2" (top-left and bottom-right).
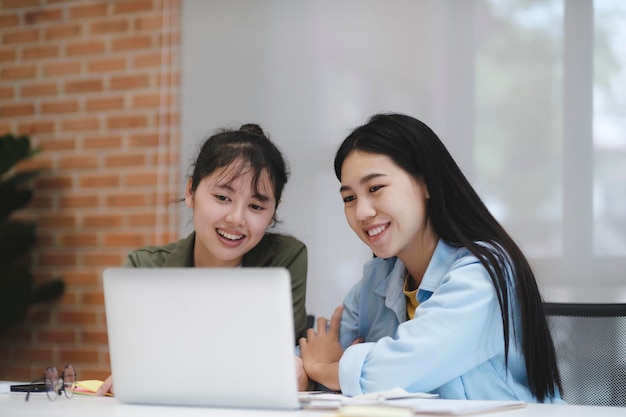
[{"x1": 310, "y1": 362, "x2": 340, "y2": 391}]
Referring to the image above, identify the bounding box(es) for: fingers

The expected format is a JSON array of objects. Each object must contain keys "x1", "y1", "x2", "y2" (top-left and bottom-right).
[
  {"x1": 294, "y1": 355, "x2": 310, "y2": 391},
  {"x1": 316, "y1": 316, "x2": 328, "y2": 334},
  {"x1": 329, "y1": 305, "x2": 344, "y2": 333},
  {"x1": 96, "y1": 374, "x2": 113, "y2": 396},
  {"x1": 294, "y1": 356, "x2": 303, "y2": 377},
  {"x1": 306, "y1": 326, "x2": 317, "y2": 339},
  {"x1": 314, "y1": 305, "x2": 343, "y2": 335},
  {"x1": 351, "y1": 337, "x2": 364, "y2": 346}
]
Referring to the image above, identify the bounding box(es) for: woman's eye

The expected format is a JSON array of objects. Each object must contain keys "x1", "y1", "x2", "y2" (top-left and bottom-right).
[
  {"x1": 215, "y1": 195, "x2": 230, "y2": 202},
  {"x1": 369, "y1": 185, "x2": 383, "y2": 193},
  {"x1": 342, "y1": 195, "x2": 355, "y2": 203},
  {"x1": 249, "y1": 204, "x2": 264, "y2": 211}
]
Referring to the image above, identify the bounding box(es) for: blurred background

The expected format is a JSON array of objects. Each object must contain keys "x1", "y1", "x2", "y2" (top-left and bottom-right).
[{"x1": 1, "y1": 0, "x2": 625, "y2": 382}]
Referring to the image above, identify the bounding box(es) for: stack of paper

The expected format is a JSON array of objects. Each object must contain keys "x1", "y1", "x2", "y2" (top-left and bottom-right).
[
  {"x1": 299, "y1": 387, "x2": 437, "y2": 410},
  {"x1": 299, "y1": 388, "x2": 526, "y2": 416}
]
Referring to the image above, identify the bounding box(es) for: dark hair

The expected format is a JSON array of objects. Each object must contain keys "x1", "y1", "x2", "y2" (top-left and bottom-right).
[
  {"x1": 334, "y1": 113, "x2": 561, "y2": 402},
  {"x1": 188, "y1": 123, "x2": 289, "y2": 218}
]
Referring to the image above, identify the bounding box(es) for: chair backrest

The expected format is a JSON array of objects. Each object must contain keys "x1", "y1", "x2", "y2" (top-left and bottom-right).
[{"x1": 544, "y1": 302, "x2": 626, "y2": 407}]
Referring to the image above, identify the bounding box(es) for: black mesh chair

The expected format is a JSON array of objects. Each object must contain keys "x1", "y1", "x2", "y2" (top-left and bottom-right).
[{"x1": 544, "y1": 302, "x2": 626, "y2": 407}]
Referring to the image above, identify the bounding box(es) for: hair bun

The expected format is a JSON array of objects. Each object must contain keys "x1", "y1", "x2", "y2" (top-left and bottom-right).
[{"x1": 239, "y1": 123, "x2": 265, "y2": 137}]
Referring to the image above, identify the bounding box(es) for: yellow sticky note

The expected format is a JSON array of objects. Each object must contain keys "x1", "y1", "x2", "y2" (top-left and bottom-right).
[{"x1": 74, "y1": 380, "x2": 108, "y2": 396}]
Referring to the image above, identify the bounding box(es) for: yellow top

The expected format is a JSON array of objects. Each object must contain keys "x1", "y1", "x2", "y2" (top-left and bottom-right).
[{"x1": 403, "y1": 274, "x2": 420, "y2": 320}]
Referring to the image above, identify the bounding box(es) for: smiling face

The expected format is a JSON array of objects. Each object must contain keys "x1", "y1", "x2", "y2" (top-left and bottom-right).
[
  {"x1": 185, "y1": 161, "x2": 276, "y2": 267},
  {"x1": 339, "y1": 150, "x2": 437, "y2": 266}
]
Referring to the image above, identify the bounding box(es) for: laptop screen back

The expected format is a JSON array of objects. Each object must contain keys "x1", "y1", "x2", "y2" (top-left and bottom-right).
[{"x1": 102, "y1": 267, "x2": 300, "y2": 409}]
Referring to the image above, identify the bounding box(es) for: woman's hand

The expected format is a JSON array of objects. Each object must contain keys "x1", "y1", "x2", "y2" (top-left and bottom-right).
[
  {"x1": 294, "y1": 356, "x2": 311, "y2": 391},
  {"x1": 96, "y1": 374, "x2": 114, "y2": 396},
  {"x1": 299, "y1": 305, "x2": 344, "y2": 390}
]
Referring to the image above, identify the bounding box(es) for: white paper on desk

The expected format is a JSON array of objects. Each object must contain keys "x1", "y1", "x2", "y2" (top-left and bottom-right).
[
  {"x1": 298, "y1": 391, "x2": 345, "y2": 409},
  {"x1": 348, "y1": 388, "x2": 438, "y2": 403},
  {"x1": 299, "y1": 388, "x2": 437, "y2": 410},
  {"x1": 386, "y1": 398, "x2": 526, "y2": 415}
]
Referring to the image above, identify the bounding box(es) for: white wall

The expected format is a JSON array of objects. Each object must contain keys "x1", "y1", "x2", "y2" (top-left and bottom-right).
[{"x1": 181, "y1": 0, "x2": 626, "y2": 318}]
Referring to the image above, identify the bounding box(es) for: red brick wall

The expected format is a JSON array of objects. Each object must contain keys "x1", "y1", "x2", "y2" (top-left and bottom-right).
[{"x1": 0, "y1": 0, "x2": 181, "y2": 382}]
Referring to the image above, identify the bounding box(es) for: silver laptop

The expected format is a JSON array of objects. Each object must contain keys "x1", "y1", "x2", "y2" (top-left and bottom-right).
[{"x1": 102, "y1": 267, "x2": 301, "y2": 409}]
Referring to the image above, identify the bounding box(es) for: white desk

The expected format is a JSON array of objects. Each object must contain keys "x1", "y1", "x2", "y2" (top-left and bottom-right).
[{"x1": 1, "y1": 393, "x2": 625, "y2": 417}]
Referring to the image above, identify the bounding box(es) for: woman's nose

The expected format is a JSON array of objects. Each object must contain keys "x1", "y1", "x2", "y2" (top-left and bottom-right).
[
  {"x1": 225, "y1": 204, "x2": 246, "y2": 226},
  {"x1": 355, "y1": 198, "x2": 376, "y2": 220}
]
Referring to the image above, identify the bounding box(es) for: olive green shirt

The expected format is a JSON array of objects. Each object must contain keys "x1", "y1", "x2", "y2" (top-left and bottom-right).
[{"x1": 123, "y1": 232, "x2": 308, "y2": 342}]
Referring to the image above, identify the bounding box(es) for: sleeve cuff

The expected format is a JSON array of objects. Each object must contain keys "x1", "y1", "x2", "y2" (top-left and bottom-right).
[{"x1": 338, "y1": 342, "x2": 375, "y2": 396}]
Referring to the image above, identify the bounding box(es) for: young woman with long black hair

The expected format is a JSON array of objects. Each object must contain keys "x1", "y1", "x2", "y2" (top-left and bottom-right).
[{"x1": 300, "y1": 113, "x2": 562, "y2": 403}]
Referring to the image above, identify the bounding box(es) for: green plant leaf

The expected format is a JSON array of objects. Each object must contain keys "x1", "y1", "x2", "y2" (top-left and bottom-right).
[
  {"x1": 0, "y1": 220, "x2": 36, "y2": 264},
  {"x1": 0, "y1": 132, "x2": 63, "y2": 335},
  {"x1": 31, "y1": 279, "x2": 65, "y2": 304},
  {"x1": 0, "y1": 186, "x2": 33, "y2": 220},
  {"x1": 6, "y1": 170, "x2": 42, "y2": 186},
  {"x1": 0, "y1": 134, "x2": 39, "y2": 176},
  {"x1": 0, "y1": 265, "x2": 31, "y2": 334}
]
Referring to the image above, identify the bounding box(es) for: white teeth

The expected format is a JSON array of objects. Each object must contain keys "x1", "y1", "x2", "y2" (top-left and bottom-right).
[
  {"x1": 367, "y1": 225, "x2": 386, "y2": 237},
  {"x1": 218, "y1": 229, "x2": 244, "y2": 241}
]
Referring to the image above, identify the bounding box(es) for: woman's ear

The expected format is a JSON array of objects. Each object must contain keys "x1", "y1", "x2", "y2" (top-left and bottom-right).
[
  {"x1": 184, "y1": 177, "x2": 194, "y2": 208},
  {"x1": 417, "y1": 177, "x2": 430, "y2": 199},
  {"x1": 266, "y1": 200, "x2": 280, "y2": 228}
]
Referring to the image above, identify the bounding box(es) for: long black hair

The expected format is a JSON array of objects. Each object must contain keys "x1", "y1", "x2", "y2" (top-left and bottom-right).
[{"x1": 334, "y1": 113, "x2": 561, "y2": 402}]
